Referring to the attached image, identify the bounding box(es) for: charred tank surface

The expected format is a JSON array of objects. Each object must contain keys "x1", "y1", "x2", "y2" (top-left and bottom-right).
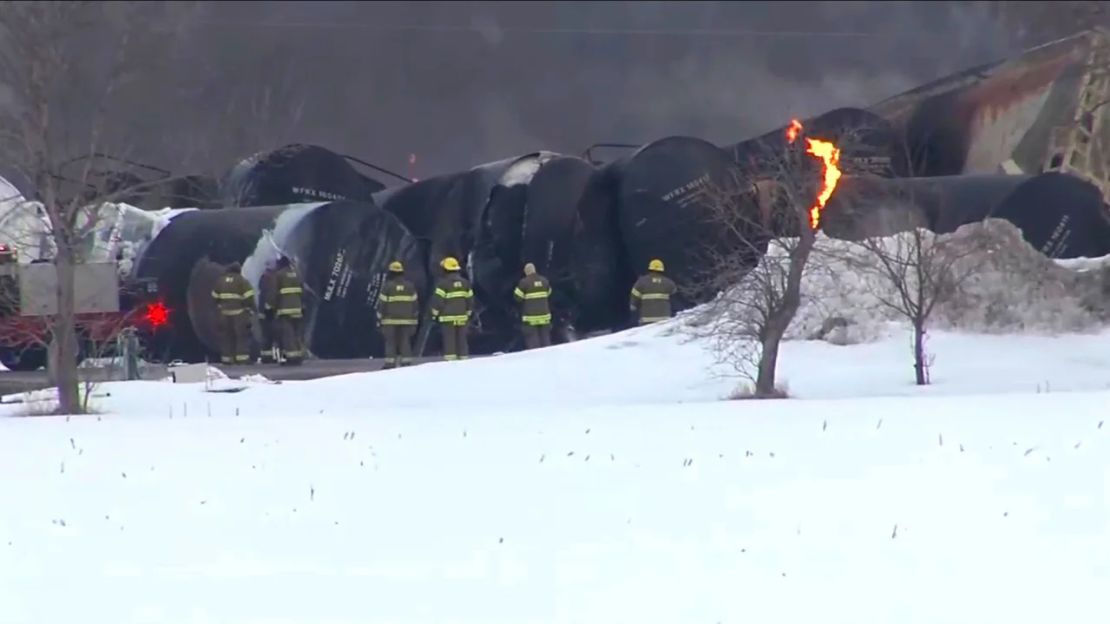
[
  {"x1": 277, "y1": 200, "x2": 428, "y2": 359},
  {"x1": 469, "y1": 153, "x2": 596, "y2": 350},
  {"x1": 729, "y1": 107, "x2": 906, "y2": 180},
  {"x1": 821, "y1": 172, "x2": 1110, "y2": 258},
  {"x1": 373, "y1": 154, "x2": 543, "y2": 354},
  {"x1": 133, "y1": 200, "x2": 426, "y2": 362},
  {"x1": 519, "y1": 156, "x2": 597, "y2": 336},
  {"x1": 568, "y1": 164, "x2": 627, "y2": 335},
  {"x1": 221, "y1": 144, "x2": 387, "y2": 208},
  {"x1": 869, "y1": 30, "x2": 1097, "y2": 177},
  {"x1": 375, "y1": 154, "x2": 525, "y2": 263},
  {"x1": 615, "y1": 136, "x2": 763, "y2": 314}
]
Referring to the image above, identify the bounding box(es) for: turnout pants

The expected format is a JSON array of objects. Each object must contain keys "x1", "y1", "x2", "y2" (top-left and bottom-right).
[
  {"x1": 522, "y1": 323, "x2": 552, "y2": 350},
  {"x1": 219, "y1": 312, "x2": 251, "y2": 365},
  {"x1": 259, "y1": 312, "x2": 277, "y2": 362},
  {"x1": 439, "y1": 322, "x2": 469, "y2": 361},
  {"x1": 382, "y1": 325, "x2": 415, "y2": 368},
  {"x1": 277, "y1": 314, "x2": 305, "y2": 364}
]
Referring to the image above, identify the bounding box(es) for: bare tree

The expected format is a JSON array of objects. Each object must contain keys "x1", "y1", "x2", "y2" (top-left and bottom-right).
[
  {"x1": 685, "y1": 119, "x2": 853, "y2": 398},
  {"x1": 830, "y1": 188, "x2": 997, "y2": 385},
  {"x1": 0, "y1": 2, "x2": 204, "y2": 414}
]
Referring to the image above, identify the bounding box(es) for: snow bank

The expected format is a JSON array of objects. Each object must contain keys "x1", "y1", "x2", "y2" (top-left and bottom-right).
[
  {"x1": 719, "y1": 219, "x2": 1110, "y2": 346},
  {"x1": 2, "y1": 286, "x2": 1110, "y2": 622},
  {"x1": 6, "y1": 320, "x2": 1110, "y2": 418},
  {"x1": 1, "y1": 358, "x2": 1107, "y2": 623}
]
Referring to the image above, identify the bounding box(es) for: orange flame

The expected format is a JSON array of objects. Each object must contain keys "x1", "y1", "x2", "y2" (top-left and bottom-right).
[
  {"x1": 784, "y1": 118, "x2": 842, "y2": 230},
  {"x1": 785, "y1": 119, "x2": 803, "y2": 143}
]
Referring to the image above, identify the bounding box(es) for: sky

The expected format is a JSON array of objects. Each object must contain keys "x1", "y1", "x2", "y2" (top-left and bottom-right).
[{"x1": 1, "y1": 1, "x2": 1041, "y2": 188}]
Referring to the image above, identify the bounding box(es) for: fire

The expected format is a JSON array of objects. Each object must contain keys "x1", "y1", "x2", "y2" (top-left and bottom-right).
[
  {"x1": 785, "y1": 119, "x2": 803, "y2": 143},
  {"x1": 784, "y1": 118, "x2": 842, "y2": 230}
]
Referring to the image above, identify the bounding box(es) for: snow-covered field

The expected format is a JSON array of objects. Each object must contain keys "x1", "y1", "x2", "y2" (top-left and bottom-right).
[{"x1": 2, "y1": 319, "x2": 1109, "y2": 623}]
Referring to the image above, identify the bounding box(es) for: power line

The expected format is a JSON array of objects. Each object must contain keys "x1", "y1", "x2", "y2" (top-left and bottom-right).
[{"x1": 174, "y1": 19, "x2": 943, "y2": 40}]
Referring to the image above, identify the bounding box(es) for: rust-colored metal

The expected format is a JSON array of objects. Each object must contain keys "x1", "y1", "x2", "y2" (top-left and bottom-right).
[{"x1": 869, "y1": 29, "x2": 1107, "y2": 177}]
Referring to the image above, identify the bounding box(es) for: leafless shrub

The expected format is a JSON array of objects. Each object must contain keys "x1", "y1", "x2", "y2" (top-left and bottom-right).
[{"x1": 828, "y1": 189, "x2": 1000, "y2": 385}]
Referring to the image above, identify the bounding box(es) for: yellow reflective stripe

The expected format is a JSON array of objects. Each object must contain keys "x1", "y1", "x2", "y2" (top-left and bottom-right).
[
  {"x1": 434, "y1": 288, "x2": 447, "y2": 297},
  {"x1": 522, "y1": 291, "x2": 548, "y2": 300},
  {"x1": 378, "y1": 292, "x2": 389, "y2": 302},
  {"x1": 212, "y1": 292, "x2": 239, "y2": 299},
  {"x1": 220, "y1": 309, "x2": 246, "y2": 316},
  {"x1": 242, "y1": 289, "x2": 255, "y2": 298},
  {"x1": 430, "y1": 309, "x2": 439, "y2": 316},
  {"x1": 640, "y1": 293, "x2": 670, "y2": 300},
  {"x1": 283, "y1": 350, "x2": 303, "y2": 357},
  {"x1": 381, "y1": 319, "x2": 418, "y2": 325},
  {"x1": 522, "y1": 314, "x2": 552, "y2": 324},
  {"x1": 640, "y1": 316, "x2": 669, "y2": 323},
  {"x1": 513, "y1": 287, "x2": 525, "y2": 298},
  {"x1": 443, "y1": 290, "x2": 471, "y2": 299},
  {"x1": 382, "y1": 294, "x2": 417, "y2": 302},
  {"x1": 279, "y1": 287, "x2": 302, "y2": 294},
  {"x1": 438, "y1": 314, "x2": 468, "y2": 323},
  {"x1": 277, "y1": 307, "x2": 302, "y2": 315},
  {"x1": 630, "y1": 288, "x2": 642, "y2": 298},
  {"x1": 444, "y1": 354, "x2": 459, "y2": 361}
]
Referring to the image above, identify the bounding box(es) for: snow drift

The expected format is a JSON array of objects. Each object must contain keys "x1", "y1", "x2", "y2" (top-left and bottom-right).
[{"x1": 700, "y1": 218, "x2": 1110, "y2": 348}]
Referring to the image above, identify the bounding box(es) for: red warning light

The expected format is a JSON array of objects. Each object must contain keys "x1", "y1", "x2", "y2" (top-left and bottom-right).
[{"x1": 143, "y1": 301, "x2": 170, "y2": 328}]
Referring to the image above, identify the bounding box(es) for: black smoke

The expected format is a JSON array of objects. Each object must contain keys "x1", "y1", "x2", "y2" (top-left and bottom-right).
[{"x1": 4, "y1": 2, "x2": 1023, "y2": 191}]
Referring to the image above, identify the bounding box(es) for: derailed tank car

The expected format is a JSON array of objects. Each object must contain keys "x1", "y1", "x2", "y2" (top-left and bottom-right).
[
  {"x1": 821, "y1": 172, "x2": 1110, "y2": 259},
  {"x1": 728, "y1": 107, "x2": 907, "y2": 185},
  {"x1": 130, "y1": 200, "x2": 427, "y2": 363},
  {"x1": 868, "y1": 29, "x2": 1104, "y2": 180},
  {"x1": 374, "y1": 152, "x2": 595, "y2": 353},
  {"x1": 469, "y1": 153, "x2": 598, "y2": 349},
  {"x1": 611, "y1": 136, "x2": 766, "y2": 314},
  {"x1": 221, "y1": 143, "x2": 395, "y2": 208}
]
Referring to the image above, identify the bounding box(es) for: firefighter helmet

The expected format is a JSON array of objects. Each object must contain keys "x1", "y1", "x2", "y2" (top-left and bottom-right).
[
  {"x1": 389, "y1": 260, "x2": 404, "y2": 273},
  {"x1": 648, "y1": 258, "x2": 665, "y2": 272},
  {"x1": 441, "y1": 256, "x2": 461, "y2": 271}
]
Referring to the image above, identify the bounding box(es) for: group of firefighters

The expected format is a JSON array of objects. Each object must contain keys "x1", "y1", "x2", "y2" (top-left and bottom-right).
[
  {"x1": 211, "y1": 256, "x2": 306, "y2": 366},
  {"x1": 209, "y1": 254, "x2": 678, "y2": 368}
]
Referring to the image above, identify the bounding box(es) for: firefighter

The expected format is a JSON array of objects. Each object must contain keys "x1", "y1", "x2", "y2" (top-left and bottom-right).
[
  {"x1": 211, "y1": 262, "x2": 255, "y2": 365},
  {"x1": 629, "y1": 258, "x2": 677, "y2": 325},
  {"x1": 513, "y1": 262, "x2": 553, "y2": 350},
  {"x1": 430, "y1": 256, "x2": 474, "y2": 361},
  {"x1": 273, "y1": 255, "x2": 305, "y2": 366},
  {"x1": 376, "y1": 260, "x2": 419, "y2": 369},
  {"x1": 258, "y1": 260, "x2": 279, "y2": 363}
]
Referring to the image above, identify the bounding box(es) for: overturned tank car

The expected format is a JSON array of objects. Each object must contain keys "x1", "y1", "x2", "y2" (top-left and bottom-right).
[
  {"x1": 130, "y1": 200, "x2": 427, "y2": 363},
  {"x1": 728, "y1": 107, "x2": 907, "y2": 183},
  {"x1": 374, "y1": 151, "x2": 598, "y2": 353},
  {"x1": 869, "y1": 29, "x2": 1109, "y2": 185},
  {"x1": 564, "y1": 136, "x2": 770, "y2": 332},
  {"x1": 220, "y1": 143, "x2": 410, "y2": 209},
  {"x1": 468, "y1": 153, "x2": 597, "y2": 349},
  {"x1": 820, "y1": 171, "x2": 1110, "y2": 259}
]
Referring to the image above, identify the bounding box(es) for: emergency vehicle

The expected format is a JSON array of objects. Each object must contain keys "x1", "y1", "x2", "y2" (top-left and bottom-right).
[{"x1": 0, "y1": 201, "x2": 171, "y2": 371}]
